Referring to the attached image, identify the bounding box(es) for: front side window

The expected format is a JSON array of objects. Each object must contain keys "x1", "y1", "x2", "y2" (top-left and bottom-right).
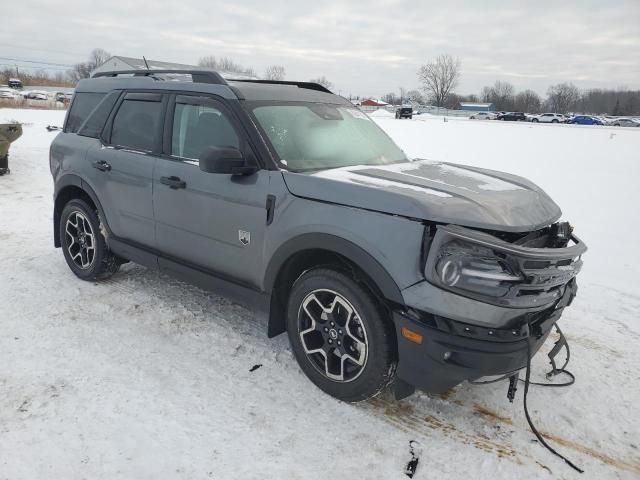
[
  {"x1": 111, "y1": 99, "x2": 162, "y2": 151},
  {"x1": 250, "y1": 103, "x2": 407, "y2": 173},
  {"x1": 171, "y1": 102, "x2": 239, "y2": 161}
]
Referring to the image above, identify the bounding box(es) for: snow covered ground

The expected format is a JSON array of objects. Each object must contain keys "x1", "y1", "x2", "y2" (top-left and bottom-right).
[{"x1": 0, "y1": 109, "x2": 638, "y2": 479}]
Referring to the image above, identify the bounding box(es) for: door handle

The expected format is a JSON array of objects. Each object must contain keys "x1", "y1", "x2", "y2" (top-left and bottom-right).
[
  {"x1": 160, "y1": 176, "x2": 186, "y2": 189},
  {"x1": 93, "y1": 160, "x2": 111, "y2": 172}
]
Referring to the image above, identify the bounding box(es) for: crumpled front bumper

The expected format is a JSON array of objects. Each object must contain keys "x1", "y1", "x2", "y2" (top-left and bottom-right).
[{"x1": 392, "y1": 272, "x2": 579, "y2": 394}]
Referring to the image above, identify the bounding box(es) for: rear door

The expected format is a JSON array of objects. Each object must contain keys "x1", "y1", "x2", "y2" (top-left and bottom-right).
[
  {"x1": 153, "y1": 94, "x2": 270, "y2": 287},
  {"x1": 85, "y1": 91, "x2": 166, "y2": 248}
]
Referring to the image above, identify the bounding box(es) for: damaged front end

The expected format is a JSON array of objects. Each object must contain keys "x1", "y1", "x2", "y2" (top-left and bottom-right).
[{"x1": 392, "y1": 221, "x2": 587, "y2": 395}]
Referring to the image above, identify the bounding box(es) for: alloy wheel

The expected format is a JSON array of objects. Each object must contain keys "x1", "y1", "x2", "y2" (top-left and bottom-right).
[
  {"x1": 298, "y1": 289, "x2": 369, "y2": 382},
  {"x1": 65, "y1": 211, "x2": 96, "y2": 269}
]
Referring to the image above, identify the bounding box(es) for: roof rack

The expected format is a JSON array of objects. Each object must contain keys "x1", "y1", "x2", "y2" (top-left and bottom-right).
[
  {"x1": 226, "y1": 79, "x2": 332, "y2": 94},
  {"x1": 91, "y1": 69, "x2": 227, "y2": 85}
]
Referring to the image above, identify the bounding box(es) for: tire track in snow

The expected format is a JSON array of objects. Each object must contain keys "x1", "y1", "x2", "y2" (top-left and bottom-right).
[{"x1": 363, "y1": 396, "x2": 640, "y2": 476}]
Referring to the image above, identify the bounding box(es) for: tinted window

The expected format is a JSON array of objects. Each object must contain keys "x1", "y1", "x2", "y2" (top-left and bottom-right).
[
  {"x1": 65, "y1": 92, "x2": 105, "y2": 133},
  {"x1": 111, "y1": 99, "x2": 162, "y2": 151},
  {"x1": 171, "y1": 102, "x2": 239, "y2": 161},
  {"x1": 77, "y1": 91, "x2": 121, "y2": 139}
]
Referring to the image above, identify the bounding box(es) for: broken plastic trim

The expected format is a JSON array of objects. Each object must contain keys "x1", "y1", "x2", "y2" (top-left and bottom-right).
[{"x1": 425, "y1": 224, "x2": 587, "y2": 308}]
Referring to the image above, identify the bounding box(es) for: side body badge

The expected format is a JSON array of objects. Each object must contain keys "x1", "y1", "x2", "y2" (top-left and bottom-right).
[{"x1": 239, "y1": 230, "x2": 251, "y2": 246}]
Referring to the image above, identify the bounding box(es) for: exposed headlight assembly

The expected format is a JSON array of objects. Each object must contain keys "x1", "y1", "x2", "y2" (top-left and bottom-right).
[
  {"x1": 433, "y1": 240, "x2": 522, "y2": 297},
  {"x1": 425, "y1": 224, "x2": 587, "y2": 308}
]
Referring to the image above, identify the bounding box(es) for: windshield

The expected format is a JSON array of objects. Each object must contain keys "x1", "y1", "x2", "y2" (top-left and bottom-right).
[{"x1": 250, "y1": 103, "x2": 408, "y2": 173}]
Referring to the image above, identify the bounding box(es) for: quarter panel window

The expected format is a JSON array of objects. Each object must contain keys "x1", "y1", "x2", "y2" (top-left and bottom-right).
[
  {"x1": 171, "y1": 103, "x2": 239, "y2": 161},
  {"x1": 111, "y1": 99, "x2": 162, "y2": 151},
  {"x1": 65, "y1": 92, "x2": 105, "y2": 133}
]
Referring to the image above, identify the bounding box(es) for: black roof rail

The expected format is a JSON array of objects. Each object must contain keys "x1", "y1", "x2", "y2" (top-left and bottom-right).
[
  {"x1": 91, "y1": 69, "x2": 228, "y2": 85},
  {"x1": 226, "y1": 79, "x2": 332, "y2": 94}
]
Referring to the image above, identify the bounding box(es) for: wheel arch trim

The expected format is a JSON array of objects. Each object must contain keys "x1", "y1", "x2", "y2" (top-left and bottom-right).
[
  {"x1": 53, "y1": 174, "x2": 112, "y2": 247},
  {"x1": 264, "y1": 233, "x2": 404, "y2": 305},
  {"x1": 264, "y1": 233, "x2": 405, "y2": 337}
]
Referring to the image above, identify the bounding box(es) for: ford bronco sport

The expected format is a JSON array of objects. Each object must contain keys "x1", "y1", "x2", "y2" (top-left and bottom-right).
[{"x1": 50, "y1": 69, "x2": 586, "y2": 402}]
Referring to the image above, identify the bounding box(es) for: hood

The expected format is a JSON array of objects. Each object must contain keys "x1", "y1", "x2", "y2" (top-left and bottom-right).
[{"x1": 282, "y1": 160, "x2": 561, "y2": 232}]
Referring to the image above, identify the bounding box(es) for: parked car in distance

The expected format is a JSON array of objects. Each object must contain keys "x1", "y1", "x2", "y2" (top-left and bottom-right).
[
  {"x1": 25, "y1": 90, "x2": 49, "y2": 100},
  {"x1": 532, "y1": 113, "x2": 565, "y2": 123},
  {"x1": 497, "y1": 112, "x2": 526, "y2": 121},
  {"x1": 600, "y1": 116, "x2": 619, "y2": 125},
  {"x1": 567, "y1": 115, "x2": 603, "y2": 126},
  {"x1": 613, "y1": 117, "x2": 640, "y2": 127},
  {"x1": 55, "y1": 92, "x2": 74, "y2": 103},
  {"x1": 395, "y1": 106, "x2": 413, "y2": 119},
  {"x1": 50, "y1": 68, "x2": 587, "y2": 402},
  {"x1": 8, "y1": 78, "x2": 23, "y2": 90},
  {"x1": 0, "y1": 88, "x2": 16, "y2": 99},
  {"x1": 469, "y1": 111, "x2": 496, "y2": 120}
]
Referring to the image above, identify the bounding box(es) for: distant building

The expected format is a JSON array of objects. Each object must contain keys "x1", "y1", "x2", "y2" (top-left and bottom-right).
[
  {"x1": 360, "y1": 99, "x2": 389, "y2": 107},
  {"x1": 459, "y1": 102, "x2": 495, "y2": 112},
  {"x1": 91, "y1": 56, "x2": 257, "y2": 80},
  {"x1": 359, "y1": 98, "x2": 391, "y2": 112}
]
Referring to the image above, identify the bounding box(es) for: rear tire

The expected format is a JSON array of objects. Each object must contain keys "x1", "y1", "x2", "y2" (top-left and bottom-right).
[
  {"x1": 59, "y1": 199, "x2": 120, "y2": 281},
  {"x1": 286, "y1": 268, "x2": 396, "y2": 402}
]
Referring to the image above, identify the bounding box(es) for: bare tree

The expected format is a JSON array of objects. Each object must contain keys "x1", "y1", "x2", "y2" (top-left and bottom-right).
[
  {"x1": 309, "y1": 76, "x2": 333, "y2": 90},
  {"x1": 198, "y1": 55, "x2": 218, "y2": 68},
  {"x1": 547, "y1": 82, "x2": 580, "y2": 113},
  {"x1": 198, "y1": 56, "x2": 256, "y2": 77},
  {"x1": 67, "y1": 48, "x2": 112, "y2": 82},
  {"x1": 399, "y1": 87, "x2": 407, "y2": 104},
  {"x1": 514, "y1": 89, "x2": 541, "y2": 113},
  {"x1": 89, "y1": 48, "x2": 111, "y2": 69},
  {"x1": 406, "y1": 90, "x2": 424, "y2": 104},
  {"x1": 382, "y1": 92, "x2": 401, "y2": 105},
  {"x1": 481, "y1": 81, "x2": 516, "y2": 111},
  {"x1": 264, "y1": 65, "x2": 286, "y2": 81},
  {"x1": 417, "y1": 54, "x2": 461, "y2": 107}
]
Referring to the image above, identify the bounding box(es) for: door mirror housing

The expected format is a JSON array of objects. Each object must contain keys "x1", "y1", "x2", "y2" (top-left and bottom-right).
[{"x1": 199, "y1": 147, "x2": 257, "y2": 176}]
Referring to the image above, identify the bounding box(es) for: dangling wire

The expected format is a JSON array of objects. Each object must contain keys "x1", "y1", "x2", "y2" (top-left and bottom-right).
[
  {"x1": 469, "y1": 323, "x2": 583, "y2": 473},
  {"x1": 523, "y1": 337, "x2": 584, "y2": 473}
]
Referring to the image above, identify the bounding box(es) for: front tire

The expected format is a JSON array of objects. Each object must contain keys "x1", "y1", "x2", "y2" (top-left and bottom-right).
[
  {"x1": 286, "y1": 268, "x2": 396, "y2": 402},
  {"x1": 59, "y1": 199, "x2": 120, "y2": 280}
]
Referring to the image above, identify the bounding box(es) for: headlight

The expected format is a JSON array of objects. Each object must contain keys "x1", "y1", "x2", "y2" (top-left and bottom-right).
[{"x1": 429, "y1": 240, "x2": 522, "y2": 298}]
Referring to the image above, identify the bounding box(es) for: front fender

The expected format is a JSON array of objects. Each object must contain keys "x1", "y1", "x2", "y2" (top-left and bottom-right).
[{"x1": 264, "y1": 232, "x2": 405, "y2": 305}]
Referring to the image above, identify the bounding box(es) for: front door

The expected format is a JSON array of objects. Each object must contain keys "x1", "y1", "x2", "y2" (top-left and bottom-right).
[{"x1": 153, "y1": 94, "x2": 270, "y2": 288}]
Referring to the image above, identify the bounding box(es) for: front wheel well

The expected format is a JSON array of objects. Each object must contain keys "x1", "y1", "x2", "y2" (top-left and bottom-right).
[
  {"x1": 53, "y1": 185, "x2": 96, "y2": 247},
  {"x1": 267, "y1": 249, "x2": 392, "y2": 338}
]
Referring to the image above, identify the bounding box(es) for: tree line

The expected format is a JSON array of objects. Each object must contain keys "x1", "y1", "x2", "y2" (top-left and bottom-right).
[
  {"x1": 1, "y1": 48, "x2": 302, "y2": 89},
  {"x1": 406, "y1": 54, "x2": 639, "y2": 115}
]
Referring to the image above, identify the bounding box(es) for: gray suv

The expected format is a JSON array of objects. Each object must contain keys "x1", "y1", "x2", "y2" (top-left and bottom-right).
[{"x1": 50, "y1": 69, "x2": 586, "y2": 402}]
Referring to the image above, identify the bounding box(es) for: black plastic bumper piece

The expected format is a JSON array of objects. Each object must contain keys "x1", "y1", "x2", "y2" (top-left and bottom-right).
[{"x1": 392, "y1": 306, "x2": 562, "y2": 393}]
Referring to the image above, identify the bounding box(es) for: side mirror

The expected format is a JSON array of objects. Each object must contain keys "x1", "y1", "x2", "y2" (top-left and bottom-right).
[{"x1": 199, "y1": 146, "x2": 257, "y2": 176}]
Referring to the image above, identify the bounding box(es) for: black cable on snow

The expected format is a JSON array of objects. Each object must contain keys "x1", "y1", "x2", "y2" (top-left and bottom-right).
[
  {"x1": 469, "y1": 323, "x2": 583, "y2": 473},
  {"x1": 523, "y1": 336, "x2": 584, "y2": 473}
]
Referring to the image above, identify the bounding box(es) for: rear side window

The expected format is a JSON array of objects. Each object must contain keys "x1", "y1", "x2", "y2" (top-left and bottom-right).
[
  {"x1": 65, "y1": 93, "x2": 105, "y2": 133},
  {"x1": 111, "y1": 98, "x2": 162, "y2": 152},
  {"x1": 77, "y1": 91, "x2": 121, "y2": 139}
]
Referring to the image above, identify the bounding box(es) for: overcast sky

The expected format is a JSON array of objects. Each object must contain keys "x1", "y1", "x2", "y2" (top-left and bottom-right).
[{"x1": 2, "y1": 0, "x2": 639, "y2": 97}]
